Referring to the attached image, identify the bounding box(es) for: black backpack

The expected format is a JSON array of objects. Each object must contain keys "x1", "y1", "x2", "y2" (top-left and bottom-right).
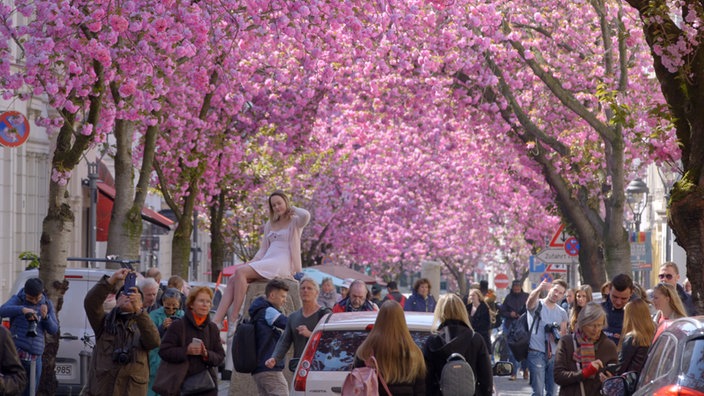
[
  {"x1": 506, "y1": 301, "x2": 542, "y2": 362},
  {"x1": 232, "y1": 308, "x2": 263, "y2": 373},
  {"x1": 436, "y1": 329, "x2": 476, "y2": 396}
]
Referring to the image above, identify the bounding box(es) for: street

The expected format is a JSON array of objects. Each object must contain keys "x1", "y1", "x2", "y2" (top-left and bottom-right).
[{"x1": 216, "y1": 375, "x2": 534, "y2": 395}]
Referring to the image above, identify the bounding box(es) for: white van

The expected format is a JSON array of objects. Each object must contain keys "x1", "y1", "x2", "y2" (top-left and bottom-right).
[{"x1": 5, "y1": 268, "x2": 114, "y2": 395}]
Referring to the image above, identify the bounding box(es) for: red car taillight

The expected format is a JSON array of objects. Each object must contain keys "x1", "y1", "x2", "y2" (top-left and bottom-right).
[
  {"x1": 654, "y1": 385, "x2": 704, "y2": 396},
  {"x1": 293, "y1": 330, "x2": 322, "y2": 392}
]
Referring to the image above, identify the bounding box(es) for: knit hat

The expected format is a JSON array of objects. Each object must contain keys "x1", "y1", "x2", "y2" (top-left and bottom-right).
[{"x1": 24, "y1": 278, "x2": 44, "y2": 297}]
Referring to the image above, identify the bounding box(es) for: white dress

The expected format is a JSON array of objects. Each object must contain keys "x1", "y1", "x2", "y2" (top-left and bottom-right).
[{"x1": 249, "y1": 228, "x2": 293, "y2": 279}]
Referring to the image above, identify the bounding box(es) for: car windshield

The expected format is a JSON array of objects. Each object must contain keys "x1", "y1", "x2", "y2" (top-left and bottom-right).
[
  {"x1": 310, "y1": 330, "x2": 430, "y2": 371},
  {"x1": 680, "y1": 337, "x2": 704, "y2": 391}
]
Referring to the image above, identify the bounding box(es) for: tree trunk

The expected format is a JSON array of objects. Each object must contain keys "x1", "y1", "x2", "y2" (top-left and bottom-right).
[
  {"x1": 210, "y1": 192, "x2": 226, "y2": 282},
  {"x1": 106, "y1": 119, "x2": 139, "y2": 267},
  {"x1": 669, "y1": 190, "x2": 704, "y2": 315},
  {"x1": 37, "y1": 180, "x2": 73, "y2": 396}
]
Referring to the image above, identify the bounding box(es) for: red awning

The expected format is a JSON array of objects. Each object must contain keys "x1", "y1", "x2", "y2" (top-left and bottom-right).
[{"x1": 96, "y1": 183, "x2": 174, "y2": 241}]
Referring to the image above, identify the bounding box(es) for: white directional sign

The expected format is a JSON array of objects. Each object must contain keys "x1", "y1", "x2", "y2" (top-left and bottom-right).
[
  {"x1": 545, "y1": 263, "x2": 568, "y2": 273},
  {"x1": 536, "y1": 248, "x2": 571, "y2": 264}
]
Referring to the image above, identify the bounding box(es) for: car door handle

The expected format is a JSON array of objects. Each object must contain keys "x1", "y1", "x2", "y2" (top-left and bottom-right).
[
  {"x1": 331, "y1": 386, "x2": 342, "y2": 393},
  {"x1": 60, "y1": 333, "x2": 79, "y2": 340}
]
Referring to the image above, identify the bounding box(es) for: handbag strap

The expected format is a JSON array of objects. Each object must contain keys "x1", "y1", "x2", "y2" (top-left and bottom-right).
[{"x1": 369, "y1": 355, "x2": 392, "y2": 395}]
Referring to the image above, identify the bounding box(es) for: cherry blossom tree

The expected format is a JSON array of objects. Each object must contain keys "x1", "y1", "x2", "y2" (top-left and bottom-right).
[{"x1": 623, "y1": 0, "x2": 704, "y2": 313}]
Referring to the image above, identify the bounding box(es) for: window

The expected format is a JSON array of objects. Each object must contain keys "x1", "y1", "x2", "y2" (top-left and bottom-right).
[
  {"x1": 310, "y1": 330, "x2": 430, "y2": 372},
  {"x1": 679, "y1": 338, "x2": 704, "y2": 392},
  {"x1": 638, "y1": 333, "x2": 676, "y2": 387}
]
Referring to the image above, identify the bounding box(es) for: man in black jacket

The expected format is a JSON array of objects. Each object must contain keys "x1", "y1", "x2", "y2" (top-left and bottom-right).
[{"x1": 500, "y1": 280, "x2": 529, "y2": 380}]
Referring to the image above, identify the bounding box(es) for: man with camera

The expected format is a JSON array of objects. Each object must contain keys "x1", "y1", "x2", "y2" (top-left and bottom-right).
[
  {"x1": 82, "y1": 268, "x2": 160, "y2": 396},
  {"x1": 525, "y1": 279, "x2": 569, "y2": 396},
  {"x1": 0, "y1": 278, "x2": 58, "y2": 396}
]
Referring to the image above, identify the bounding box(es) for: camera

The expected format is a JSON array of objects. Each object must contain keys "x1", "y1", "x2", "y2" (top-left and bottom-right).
[
  {"x1": 170, "y1": 316, "x2": 180, "y2": 321},
  {"x1": 544, "y1": 322, "x2": 561, "y2": 341},
  {"x1": 112, "y1": 347, "x2": 133, "y2": 365},
  {"x1": 25, "y1": 312, "x2": 38, "y2": 337}
]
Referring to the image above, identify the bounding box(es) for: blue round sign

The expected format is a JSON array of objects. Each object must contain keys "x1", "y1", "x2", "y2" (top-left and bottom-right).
[{"x1": 564, "y1": 237, "x2": 579, "y2": 256}]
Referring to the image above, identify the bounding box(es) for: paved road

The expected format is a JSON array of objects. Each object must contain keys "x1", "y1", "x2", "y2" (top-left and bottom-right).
[{"x1": 217, "y1": 375, "x2": 534, "y2": 395}]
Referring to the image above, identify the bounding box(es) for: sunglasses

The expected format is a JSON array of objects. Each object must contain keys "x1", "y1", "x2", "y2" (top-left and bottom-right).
[{"x1": 658, "y1": 273, "x2": 674, "y2": 280}]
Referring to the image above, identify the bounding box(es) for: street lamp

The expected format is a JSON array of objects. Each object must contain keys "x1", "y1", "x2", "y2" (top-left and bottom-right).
[
  {"x1": 657, "y1": 161, "x2": 681, "y2": 261},
  {"x1": 626, "y1": 178, "x2": 649, "y2": 232}
]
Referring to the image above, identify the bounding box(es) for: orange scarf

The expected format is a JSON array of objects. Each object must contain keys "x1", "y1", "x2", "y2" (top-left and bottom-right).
[{"x1": 193, "y1": 313, "x2": 207, "y2": 327}]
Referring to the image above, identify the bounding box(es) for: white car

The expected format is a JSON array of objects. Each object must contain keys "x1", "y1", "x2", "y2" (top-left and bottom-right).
[{"x1": 289, "y1": 311, "x2": 434, "y2": 395}]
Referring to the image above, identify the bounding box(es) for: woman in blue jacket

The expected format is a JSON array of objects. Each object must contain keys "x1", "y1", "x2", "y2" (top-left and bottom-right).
[{"x1": 404, "y1": 278, "x2": 437, "y2": 313}]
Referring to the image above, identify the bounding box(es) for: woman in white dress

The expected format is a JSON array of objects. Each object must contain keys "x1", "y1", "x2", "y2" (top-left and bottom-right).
[{"x1": 213, "y1": 191, "x2": 310, "y2": 325}]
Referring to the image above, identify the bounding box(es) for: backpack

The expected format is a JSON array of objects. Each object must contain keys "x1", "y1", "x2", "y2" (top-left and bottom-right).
[
  {"x1": 341, "y1": 356, "x2": 391, "y2": 396},
  {"x1": 232, "y1": 309, "x2": 263, "y2": 373},
  {"x1": 440, "y1": 353, "x2": 476, "y2": 396},
  {"x1": 506, "y1": 301, "x2": 542, "y2": 362}
]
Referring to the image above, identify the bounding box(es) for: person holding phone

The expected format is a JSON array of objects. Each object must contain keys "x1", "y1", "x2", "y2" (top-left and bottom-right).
[
  {"x1": 81, "y1": 268, "x2": 161, "y2": 396},
  {"x1": 159, "y1": 286, "x2": 224, "y2": 396},
  {"x1": 554, "y1": 302, "x2": 618, "y2": 396}
]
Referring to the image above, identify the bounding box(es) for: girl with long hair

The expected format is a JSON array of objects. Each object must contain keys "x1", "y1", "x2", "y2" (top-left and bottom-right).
[
  {"x1": 569, "y1": 285, "x2": 593, "y2": 332},
  {"x1": 424, "y1": 294, "x2": 493, "y2": 396},
  {"x1": 617, "y1": 299, "x2": 655, "y2": 375},
  {"x1": 652, "y1": 282, "x2": 687, "y2": 325},
  {"x1": 467, "y1": 289, "x2": 492, "y2": 351},
  {"x1": 355, "y1": 300, "x2": 426, "y2": 395}
]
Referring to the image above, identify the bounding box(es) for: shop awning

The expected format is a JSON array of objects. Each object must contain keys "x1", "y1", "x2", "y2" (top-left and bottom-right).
[{"x1": 96, "y1": 183, "x2": 174, "y2": 241}]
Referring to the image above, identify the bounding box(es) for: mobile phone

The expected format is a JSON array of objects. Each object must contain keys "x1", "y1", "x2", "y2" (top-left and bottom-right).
[
  {"x1": 603, "y1": 363, "x2": 621, "y2": 374},
  {"x1": 124, "y1": 272, "x2": 137, "y2": 294},
  {"x1": 191, "y1": 337, "x2": 203, "y2": 345}
]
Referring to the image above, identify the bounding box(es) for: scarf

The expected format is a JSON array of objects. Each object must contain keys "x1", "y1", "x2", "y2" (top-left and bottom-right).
[
  {"x1": 572, "y1": 329, "x2": 596, "y2": 366},
  {"x1": 193, "y1": 313, "x2": 207, "y2": 327}
]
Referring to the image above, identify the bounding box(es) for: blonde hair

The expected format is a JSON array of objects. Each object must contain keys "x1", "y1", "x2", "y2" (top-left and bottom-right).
[
  {"x1": 268, "y1": 190, "x2": 292, "y2": 222},
  {"x1": 653, "y1": 283, "x2": 687, "y2": 319},
  {"x1": 356, "y1": 300, "x2": 426, "y2": 384},
  {"x1": 433, "y1": 294, "x2": 471, "y2": 331},
  {"x1": 620, "y1": 299, "x2": 656, "y2": 349}
]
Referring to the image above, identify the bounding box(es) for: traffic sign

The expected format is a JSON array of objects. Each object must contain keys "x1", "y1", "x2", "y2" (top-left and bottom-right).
[
  {"x1": 564, "y1": 237, "x2": 579, "y2": 256},
  {"x1": 545, "y1": 263, "x2": 568, "y2": 273},
  {"x1": 541, "y1": 272, "x2": 553, "y2": 283},
  {"x1": 529, "y1": 255, "x2": 546, "y2": 273},
  {"x1": 548, "y1": 224, "x2": 567, "y2": 247},
  {"x1": 0, "y1": 111, "x2": 30, "y2": 147},
  {"x1": 495, "y1": 274, "x2": 510, "y2": 289},
  {"x1": 536, "y1": 248, "x2": 571, "y2": 264}
]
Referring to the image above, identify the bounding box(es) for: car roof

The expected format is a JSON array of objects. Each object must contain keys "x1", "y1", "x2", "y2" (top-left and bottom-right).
[
  {"x1": 660, "y1": 315, "x2": 704, "y2": 338},
  {"x1": 318, "y1": 311, "x2": 434, "y2": 331}
]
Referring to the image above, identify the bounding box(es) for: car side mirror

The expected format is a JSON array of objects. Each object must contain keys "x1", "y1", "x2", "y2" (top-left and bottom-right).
[
  {"x1": 288, "y1": 358, "x2": 300, "y2": 372},
  {"x1": 601, "y1": 376, "x2": 627, "y2": 396},
  {"x1": 492, "y1": 361, "x2": 513, "y2": 376}
]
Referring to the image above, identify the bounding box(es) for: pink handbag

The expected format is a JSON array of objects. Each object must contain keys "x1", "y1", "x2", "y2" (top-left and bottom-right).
[{"x1": 341, "y1": 356, "x2": 392, "y2": 395}]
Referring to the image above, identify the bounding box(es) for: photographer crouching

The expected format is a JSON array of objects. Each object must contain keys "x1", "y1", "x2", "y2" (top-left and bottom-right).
[
  {"x1": 81, "y1": 268, "x2": 160, "y2": 396},
  {"x1": 0, "y1": 278, "x2": 58, "y2": 396}
]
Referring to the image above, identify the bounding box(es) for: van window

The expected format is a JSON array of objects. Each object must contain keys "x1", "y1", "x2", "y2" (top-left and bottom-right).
[{"x1": 310, "y1": 330, "x2": 430, "y2": 372}]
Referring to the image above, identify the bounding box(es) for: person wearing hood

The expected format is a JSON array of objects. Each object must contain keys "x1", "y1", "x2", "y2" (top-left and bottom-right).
[
  {"x1": 158, "y1": 286, "x2": 225, "y2": 396},
  {"x1": 0, "y1": 278, "x2": 58, "y2": 396},
  {"x1": 81, "y1": 269, "x2": 161, "y2": 396},
  {"x1": 423, "y1": 294, "x2": 493, "y2": 396},
  {"x1": 404, "y1": 278, "x2": 436, "y2": 313},
  {"x1": 247, "y1": 279, "x2": 290, "y2": 396}
]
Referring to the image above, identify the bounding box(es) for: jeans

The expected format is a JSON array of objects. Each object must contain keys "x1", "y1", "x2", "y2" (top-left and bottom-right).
[
  {"x1": 20, "y1": 357, "x2": 42, "y2": 396},
  {"x1": 527, "y1": 350, "x2": 554, "y2": 396}
]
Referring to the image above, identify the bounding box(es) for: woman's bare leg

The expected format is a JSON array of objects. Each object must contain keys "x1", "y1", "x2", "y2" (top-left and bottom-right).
[
  {"x1": 213, "y1": 263, "x2": 251, "y2": 324},
  {"x1": 230, "y1": 265, "x2": 263, "y2": 322}
]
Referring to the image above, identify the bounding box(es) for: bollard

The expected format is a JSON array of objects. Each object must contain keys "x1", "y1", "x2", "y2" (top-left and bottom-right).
[
  {"x1": 80, "y1": 350, "x2": 91, "y2": 389},
  {"x1": 29, "y1": 358, "x2": 36, "y2": 396}
]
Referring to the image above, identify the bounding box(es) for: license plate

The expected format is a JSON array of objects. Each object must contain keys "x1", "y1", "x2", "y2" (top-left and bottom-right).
[{"x1": 55, "y1": 363, "x2": 73, "y2": 379}]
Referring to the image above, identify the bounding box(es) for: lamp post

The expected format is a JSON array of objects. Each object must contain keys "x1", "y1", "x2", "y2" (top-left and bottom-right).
[
  {"x1": 626, "y1": 178, "x2": 649, "y2": 232},
  {"x1": 657, "y1": 162, "x2": 682, "y2": 262}
]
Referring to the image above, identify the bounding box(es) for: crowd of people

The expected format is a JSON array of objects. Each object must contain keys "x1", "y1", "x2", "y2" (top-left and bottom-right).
[{"x1": 0, "y1": 189, "x2": 697, "y2": 396}]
